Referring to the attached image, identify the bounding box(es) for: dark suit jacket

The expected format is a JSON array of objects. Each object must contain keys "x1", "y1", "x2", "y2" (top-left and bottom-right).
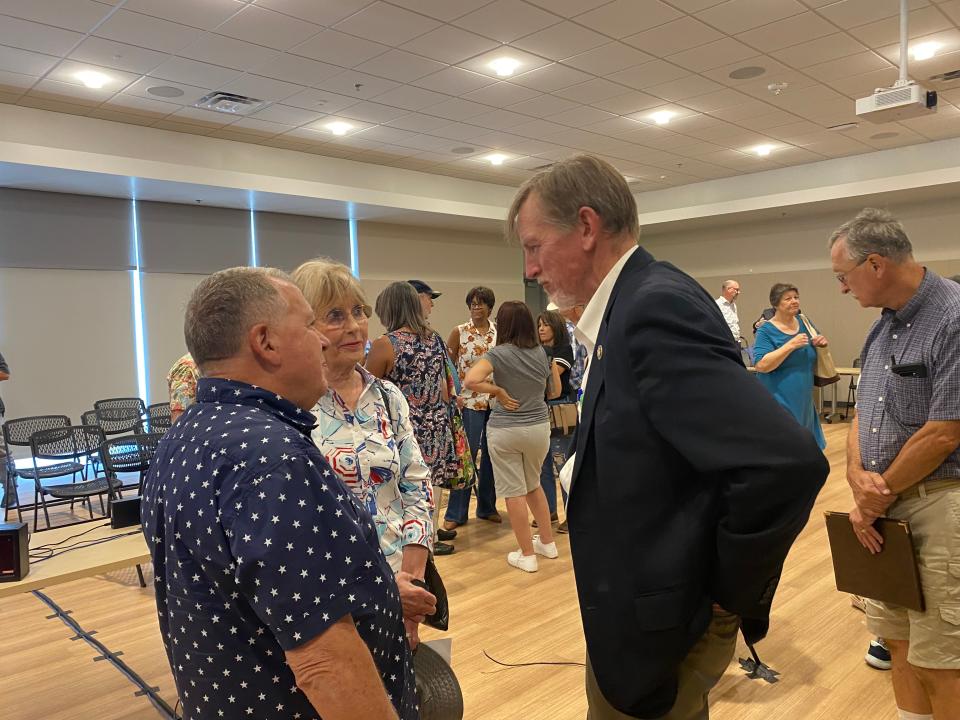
[{"x1": 569, "y1": 248, "x2": 828, "y2": 718}]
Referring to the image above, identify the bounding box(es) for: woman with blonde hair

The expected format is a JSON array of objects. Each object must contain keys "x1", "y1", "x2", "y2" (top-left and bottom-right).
[{"x1": 292, "y1": 259, "x2": 435, "y2": 647}]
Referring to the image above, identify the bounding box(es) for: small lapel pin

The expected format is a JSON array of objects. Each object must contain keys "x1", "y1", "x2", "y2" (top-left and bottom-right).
[{"x1": 596, "y1": 345, "x2": 603, "y2": 360}]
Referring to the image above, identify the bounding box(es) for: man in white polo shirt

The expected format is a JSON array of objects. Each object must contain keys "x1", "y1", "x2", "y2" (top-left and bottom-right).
[{"x1": 715, "y1": 280, "x2": 741, "y2": 340}]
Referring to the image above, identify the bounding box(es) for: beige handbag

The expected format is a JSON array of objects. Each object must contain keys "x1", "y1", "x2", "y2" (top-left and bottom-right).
[
  {"x1": 548, "y1": 402, "x2": 579, "y2": 435},
  {"x1": 799, "y1": 314, "x2": 839, "y2": 387}
]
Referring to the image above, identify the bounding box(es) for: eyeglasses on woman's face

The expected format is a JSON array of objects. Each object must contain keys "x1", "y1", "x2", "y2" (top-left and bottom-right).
[{"x1": 318, "y1": 303, "x2": 371, "y2": 330}]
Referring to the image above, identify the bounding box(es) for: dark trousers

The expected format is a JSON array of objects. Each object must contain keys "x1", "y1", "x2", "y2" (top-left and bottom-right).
[{"x1": 444, "y1": 407, "x2": 497, "y2": 522}]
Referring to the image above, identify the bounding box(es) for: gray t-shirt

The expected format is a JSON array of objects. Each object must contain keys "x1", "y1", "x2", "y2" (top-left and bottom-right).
[{"x1": 486, "y1": 344, "x2": 550, "y2": 428}]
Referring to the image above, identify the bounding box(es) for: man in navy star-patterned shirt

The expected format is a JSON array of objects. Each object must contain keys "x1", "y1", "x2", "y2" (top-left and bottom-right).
[{"x1": 143, "y1": 267, "x2": 428, "y2": 719}]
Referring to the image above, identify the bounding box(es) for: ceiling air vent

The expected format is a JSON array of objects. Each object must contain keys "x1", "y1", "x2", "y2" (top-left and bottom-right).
[
  {"x1": 194, "y1": 91, "x2": 268, "y2": 115},
  {"x1": 929, "y1": 69, "x2": 960, "y2": 89}
]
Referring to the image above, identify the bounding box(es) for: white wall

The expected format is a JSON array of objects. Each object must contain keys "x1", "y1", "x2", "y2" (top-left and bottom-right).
[
  {"x1": 142, "y1": 273, "x2": 202, "y2": 406},
  {"x1": 0, "y1": 267, "x2": 138, "y2": 423},
  {"x1": 642, "y1": 196, "x2": 960, "y2": 367},
  {"x1": 357, "y1": 221, "x2": 525, "y2": 342}
]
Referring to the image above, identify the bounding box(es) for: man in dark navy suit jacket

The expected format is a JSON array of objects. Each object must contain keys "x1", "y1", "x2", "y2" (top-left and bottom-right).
[{"x1": 507, "y1": 155, "x2": 829, "y2": 720}]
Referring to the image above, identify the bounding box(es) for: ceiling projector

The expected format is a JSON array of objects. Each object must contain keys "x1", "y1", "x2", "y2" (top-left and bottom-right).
[{"x1": 855, "y1": 82, "x2": 938, "y2": 123}]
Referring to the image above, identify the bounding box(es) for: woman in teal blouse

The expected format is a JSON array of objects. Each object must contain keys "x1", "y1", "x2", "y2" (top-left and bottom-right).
[{"x1": 753, "y1": 283, "x2": 829, "y2": 450}]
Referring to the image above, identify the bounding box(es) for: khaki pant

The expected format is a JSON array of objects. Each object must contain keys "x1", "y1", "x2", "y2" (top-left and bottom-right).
[{"x1": 586, "y1": 610, "x2": 740, "y2": 720}]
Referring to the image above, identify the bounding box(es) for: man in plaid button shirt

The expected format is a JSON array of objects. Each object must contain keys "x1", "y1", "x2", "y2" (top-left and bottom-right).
[{"x1": 830, "y1": 208, "x2": 960, "y2": 720}]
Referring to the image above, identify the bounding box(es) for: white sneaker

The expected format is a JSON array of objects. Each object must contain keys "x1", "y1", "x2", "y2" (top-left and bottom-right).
[
  {"x1": 532, "y1": 535, "x2": 558, "y2": 559},
  {"x1": 507, "y1": 550, "x2": 538, "y2": 572}
]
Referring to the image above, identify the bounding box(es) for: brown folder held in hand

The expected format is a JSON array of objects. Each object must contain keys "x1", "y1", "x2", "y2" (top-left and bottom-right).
[{"x1": 824, "y1": 511, "x2": 925, "y2": 612}]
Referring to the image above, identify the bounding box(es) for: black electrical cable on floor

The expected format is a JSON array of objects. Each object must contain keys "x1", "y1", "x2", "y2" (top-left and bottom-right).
[
  {"x1": 29, "y1": 530, "x2": 141, "y2": 563},
  {"x1": 32, "y1": 589, "x2": 179, "y2": 720},
  {"x1": 482, "y1": 649, "x2": 585, "y2": 670}
]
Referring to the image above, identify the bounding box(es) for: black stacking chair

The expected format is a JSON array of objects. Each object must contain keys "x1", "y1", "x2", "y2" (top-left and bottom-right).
[
  {"x1": 3, "y1": 415, "x2": 72, "y2": 522},
  {"x1": 841, "y1": 357, "x2": 862, "y2": 420},
  {"x1": 101, "y1": 433, "x2": 163, "y2": 494},
  {"x1": 94, "y1": 398, "x2": 147, "y2": 437},
  {"x1": 139, "y1": 402, "x2": 172, "y2": 435},
  {"x1": 28, "y1": 425, "x2": 120, "y2": 531}
]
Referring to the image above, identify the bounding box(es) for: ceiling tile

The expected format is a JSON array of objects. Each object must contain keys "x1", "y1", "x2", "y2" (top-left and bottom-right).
[
  {"x1": 305, "y1": 116, "x2": 374, "y2": 135},
  {"x1": 0, "y1": 45, "x2": 58, "y2": 76},
  {"x1": 510, "y1": 62, "x2": 592, "y2": 91},
  {"x1": 291, "y1": 29, "x2": 391, "y2": 68},
  {"x1": 608, "y1": 60, "x2": 690, "y2": 90},
  {"x1": 550, "y1": 105, "x2": 618, "y2": 126},
  {"x1": 471, "y1": 107, "x2": 534, "y2": 130},
  {"x1": 251, "y1": 103, "x2": 324, "y2": 126},
  {"x1": 591, "y1": 90, "x2": 663, "y2": 114},
  {"x1": 387, "y1": 0, "x2": 499, "y2": 22},
  {"x1": 229, "y1": 116, "x2": 292, "y2": 135},
  {"x1": 508, "y1": 93, "x2": 579, "y2": 116},
  {"x1": 646, "y1": 74, "x2": 726, "y2": 100},
  {"x1": 553, "y1": 77, "x2": 626, "y2": 103},
  {"x1": 149, "y1": 57, "x2": 241, "y2": 88},
  {"x1": 178, "y1": 34, "x2": 281, "y2": 71},
  {"x1": 400, "y1": 25, "x2": 499, "y2": 64},
  {"x1": 68, "y1": 37, "x2": 167, "y2": 74},
  {"x1": 339, "y1": 100, "x2": 411, "y2": 123},
  {"x1": 250, "y1": 54, "x2": 343, "y2": 87},
  {"x1": 525, "y1": 0, "x2": 611, "y2": 16},
  {"x1": 847, "y1": 6, "x2": 953, "y2": 48},
  {"x1": 103, "y1": 92, "x2": 179, "y2": 116},
  {"x1": 662, "y1": 0, "x2": 727, "y2": 10},
  {"x1": 334, "y1": 2, "x2": 441, "y2": 45},
  {"x1": 314, "y1": 71, "x2": 400, "y2": 100},
  {"x1": 421, "y1": 97, "x2": 492, "y2": 120},
  {"x1": 562, "y1": 42, "x2": 653, "y2": 75},
  {"x1": 623, "y1": 17, "x2": 724, "y2": 56},
  {"x1": 219, "y1": 74, "x2": 306, "y2": 102},
  {"x1": 282, "y1": 87, "x2": 361, "y2": 114},
  {"x1": 772, "y1": 33, "x2": 867, "y2": 68},
  {"x1": 94, "y1": 9, "x2": 202, "y2": 54},
  {"x1": 253, "y1": 0, "x2": 376, "y2": 26},
  {"x1": 941, "y1": 0, "x2": 960, "y2": 24},
  {"x1": 413, "y1": 66, "x2": 495, "y2": 95},
  {"x1": 30, "y1": 77, "x2": 118, "y2": 105},
  {"x1": 678, "y1": 87, "x2": 754, "y2": 111},
  {"x1": 371, "y1": 84, "x2": 449, "y2": 109},
  {"x1": 668, "y1": 37, "x2": 757, "y2": 72},
  {"x1": 463, "y1": 81, "x2": 543, "y2": 106},
  {"x1": 122, "y1": 0, "x2": 245, "y2": 30},
  {"x1": 46, "y1": 60, "x2": 140, "y2": 92},
  {"x1": 384, "y1": 112, "x2": 451, "y2": 132},
  {"x1": 695, "y1": 0, "x2": 806, "y2": 34},
  {"x1": 803, "y1": 51, "x2": 893, "y2": 83},
  {"x1": 453, "y1": 0, "x2": 561, "y2": 43},
  {"x1": 355, "y1": 50, "x2": 446, "y2": 83},
  {"x1": 815, "y1": 0, "x2": 931, "y2": 29},
  {"x1": 215, "y1": 5, "x2": 322, "y2": 51},
  {"x1": 575, "y1": 0, "x2": 683, "y2": 38},
  {"x1": 429, "y1": 120, "x2": 491, "y2": 139},
  {"x1": 827, "y1": 67, "x2": 900, "y2": 97},
  {"x1": 512, "y1": 21, "x2": 608, "y2": 61},
  {"x1": 0, "y1": 0, "x2": 109, "y2": 32},
  {"x1": 734, "y1": 11, "x2": 835, "y2": 52},
  {"x1": 734, "y1": 108, "x2": 799, "y2": 130},
  {"x1": 0, "y1": 17, "x2": 83, "y2": 56}
]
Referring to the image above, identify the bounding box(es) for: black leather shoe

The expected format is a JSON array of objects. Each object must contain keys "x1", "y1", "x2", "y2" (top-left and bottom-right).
[
  {"x1": 437, "y1": 528, "x2": 457, "y2": 541},
  {"x1": 434, "y1": 541, "x2": 455, "y2": 556}
]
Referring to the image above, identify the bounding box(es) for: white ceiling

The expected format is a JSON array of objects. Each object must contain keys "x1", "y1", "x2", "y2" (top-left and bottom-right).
[{"x1": 0, "y1": 0, "x2": 959, "y2": 192}]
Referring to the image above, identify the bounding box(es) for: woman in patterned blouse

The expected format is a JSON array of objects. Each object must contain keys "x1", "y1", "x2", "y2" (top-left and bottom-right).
[
  {"x1": 292, "y1": 259, "x2": 435, "y2": 649},
  {"x1": 441, "y1": 286, "x2": 501, "y2": 531},
  {"x1": 166, "y1": 353, "x2": 200, "y2": 424}
]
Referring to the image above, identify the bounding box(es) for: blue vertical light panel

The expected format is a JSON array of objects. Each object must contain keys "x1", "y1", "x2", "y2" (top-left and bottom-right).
[
  {"x1": 348, "y1": 202, "x2": 359, "y2": 277},
  {"x1": 248, "y1": 192, "x2": 259, "y2": 267},
  {"x1": 130, "y1": 197, "x2": 149, "y2": 404}
]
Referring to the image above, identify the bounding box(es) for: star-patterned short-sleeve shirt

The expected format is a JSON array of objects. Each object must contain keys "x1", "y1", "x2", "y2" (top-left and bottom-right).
[{"x1": 141, "y1": 378, "x2": 418, "y2": 720}]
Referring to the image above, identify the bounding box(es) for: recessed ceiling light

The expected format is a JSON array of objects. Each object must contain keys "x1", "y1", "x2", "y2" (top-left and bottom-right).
[
  {"x1": 325, "y1": 121, "x2": 353, "y2": 136},
  {"x1": 729, "y1": 66, "x2": 766, "y2": 80},
  {"x1": 649, "y1": 110, "x2": 676, "y2": 125},
  {"x1": 75, "y1": 70, "x2": 110, "y2": 89},
  {"x1": 488, "y1": 57, "x2": 521, "y2": 77},
  {"x1": 486, "y1": 153, "x2": 508, "y2": 165},
  {"x1": 911, "y1": 41, "x2": 941, "y2": 61},
  {"x1": 147, "y1": 85, "x2": 185, "y2": 98},
  {"x1": 754, "y1": 144, "x2": 775, "y2": 157}
]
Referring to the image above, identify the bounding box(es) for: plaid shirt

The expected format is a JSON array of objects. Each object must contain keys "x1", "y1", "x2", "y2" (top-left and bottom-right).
[{"x1": 857, "y1": 269, "x2": 960, "y2": 480}]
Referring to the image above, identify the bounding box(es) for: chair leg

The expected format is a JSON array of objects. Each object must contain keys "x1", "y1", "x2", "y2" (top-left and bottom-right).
[
  {"x1": 87, "y1": 496, "x2": 94, "y2": 519},
  {"x1": 40, "y1": 492, "x2": 52, "y2": 531},
  {"x1": 136, "y1": 564, "x2": 147, "y2": 588}
]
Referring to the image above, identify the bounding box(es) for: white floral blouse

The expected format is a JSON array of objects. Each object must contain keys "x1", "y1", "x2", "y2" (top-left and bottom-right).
[
  {"x1": 455, "y1": 321, "x2": 497, "y2": 411},
  {"x1": 311, "y1": 366, "x2": 434, "y2": 572}
]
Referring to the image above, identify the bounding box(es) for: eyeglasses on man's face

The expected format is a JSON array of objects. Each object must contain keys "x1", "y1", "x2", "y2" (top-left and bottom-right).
[
  {"x1": 835, "y1": 257, "x2": 868, "y2": 286},
  {"x1": 320, "y1": 304, "x2": 371, "y2": 329}
]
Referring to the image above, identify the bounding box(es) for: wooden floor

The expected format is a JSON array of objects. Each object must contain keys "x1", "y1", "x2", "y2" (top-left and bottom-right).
[{"x1": 0, "y1": 421, "x2": 897, "y2": 719}]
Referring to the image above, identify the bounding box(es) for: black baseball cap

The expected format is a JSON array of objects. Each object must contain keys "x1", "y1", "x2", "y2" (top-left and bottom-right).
[{"x1": 408, "y1": 280, "x2": 441, "y2": 299}]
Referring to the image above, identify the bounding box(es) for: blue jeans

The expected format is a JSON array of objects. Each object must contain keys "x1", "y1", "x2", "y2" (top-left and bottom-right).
[
  {"x1": 444, "y1": 407, "x2": 497, "y2": 523},
  {"x1": 539, "y1": 433, "x2": 572, "y2": 515}
]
